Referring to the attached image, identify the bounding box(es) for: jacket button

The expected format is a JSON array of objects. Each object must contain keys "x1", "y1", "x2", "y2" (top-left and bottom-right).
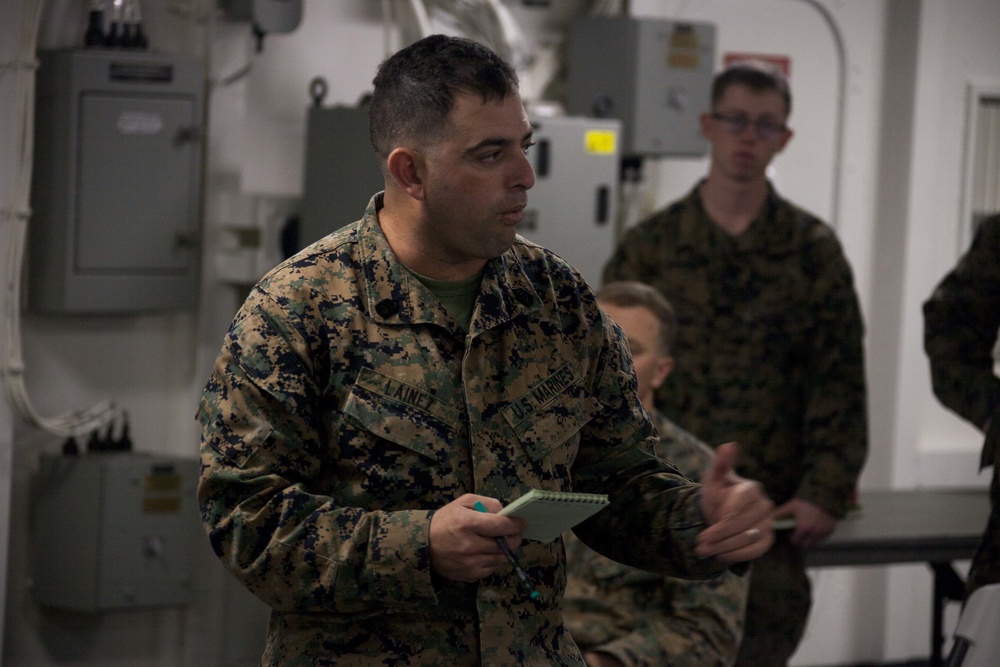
[{"x1": 375, "y1": 299, "x2": 398, "y2": 318}]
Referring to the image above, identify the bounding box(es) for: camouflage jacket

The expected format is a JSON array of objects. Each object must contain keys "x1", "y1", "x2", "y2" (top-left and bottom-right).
[
  {"x1": 603, "y1": 182, "x2": 868, "y2": 517},
  {"x1": 197, "y1": 194, "x2": 731, "y2": 666},
  {"x1": 923, "y1": 213, "x2": 1000, "y2": 469},
  {"x1": 563, "y1": 409, "x2": 748, "y2": 667}
]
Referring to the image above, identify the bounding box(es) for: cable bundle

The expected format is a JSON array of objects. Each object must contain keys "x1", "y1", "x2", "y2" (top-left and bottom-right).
[{"x1": 1, "y1": 0, "x2": 125, "y2": 439}]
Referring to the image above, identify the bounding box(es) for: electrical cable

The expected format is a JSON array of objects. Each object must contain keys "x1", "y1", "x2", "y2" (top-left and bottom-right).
[
  {"x1": 423, "y1": 0, "x2": 533, "y2": 71},
  {"x1": 381, "y1": 0, "x2": 623, "y2": 104},
  {"x1": 1, "y1": 0, "x2": 124, "y2": 439},
  {"x1": 795, "y1": 0, "x2": 847, "y2": 230},
  {"x1": 206, "y1": 0, "x2": 262, "y2": 87}
]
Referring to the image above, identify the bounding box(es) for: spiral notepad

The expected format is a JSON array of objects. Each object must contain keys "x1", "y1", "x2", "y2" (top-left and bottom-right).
[{"x1": 498, "y1": 489, "x2": 610, "y2": 543}]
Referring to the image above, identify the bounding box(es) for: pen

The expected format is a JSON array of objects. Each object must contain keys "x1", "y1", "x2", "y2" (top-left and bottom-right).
[{"x1": 473, "y1": 501, "x2": 540, "y2": 600}]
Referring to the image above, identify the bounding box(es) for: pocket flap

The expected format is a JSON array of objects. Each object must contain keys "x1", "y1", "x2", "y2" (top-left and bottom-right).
[{"x1": 343, "y1": 368, "x2": 460, "y2": 461}]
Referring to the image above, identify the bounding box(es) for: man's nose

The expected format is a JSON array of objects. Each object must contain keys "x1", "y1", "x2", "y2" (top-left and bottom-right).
[
  {"x1": 737, "y1": 121, "x2": 760, "y2": 140},
  {"x1": 514, "y1": 150, "x2": 536, "y2": 190}
]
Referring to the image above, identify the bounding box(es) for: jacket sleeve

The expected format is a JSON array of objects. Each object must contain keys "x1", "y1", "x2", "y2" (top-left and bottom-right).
[
  {"x1": 576, "y1": 422, "x2": 748, "y2": 667},
  {"x1": 795, "y1": 229, "x2": 869, "y2": 517},
  {"x1": 602, "y1": 227, "x2": 648, "y2": 286},
  {"x1": 196, "y1": 292, "x2": 438, "y2": 614},
  {"x1": 923, "y1": 216, "x2": 1000, "y2": 467},
  {"x1": 568, "y1": 311, "x2": 730, "y2": 580}
]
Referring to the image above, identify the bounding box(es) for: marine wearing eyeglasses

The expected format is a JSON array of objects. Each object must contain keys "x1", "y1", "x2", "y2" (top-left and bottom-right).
[{"x1": 603, "y1": 60, "x2": 868, "y2": 667}]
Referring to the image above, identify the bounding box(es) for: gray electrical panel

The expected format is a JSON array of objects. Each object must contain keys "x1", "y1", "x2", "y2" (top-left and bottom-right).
[
  {"x1": 566, "y1": 16, "x2": 716, "y2": 157},
  {"x1": 519, "y1": 116, "x2": 620, "y2": 287},
  {"x1": 32, "y1": 453, "x2": 202, "y2": 612},
  {"x1": 29, "y1": 49, "x2": 205, "y2": 313},
  {"x1": 300, "y1": 104, "x2": 383, "y2": 251}
]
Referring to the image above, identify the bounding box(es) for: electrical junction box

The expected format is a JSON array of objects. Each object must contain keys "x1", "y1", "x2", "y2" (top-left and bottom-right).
[
  {"x1": 32, "y1": 453, "x2": 203, "y2": 612},
  {"x1": 29, "y1": 49, "x2": 205, "y2": 314},
  {"x1": 518, "y1": 115, "x2": 620, "y2": 288},
  {"x1": 566, "y1": 16, "x2": 716, "y2": 157}
]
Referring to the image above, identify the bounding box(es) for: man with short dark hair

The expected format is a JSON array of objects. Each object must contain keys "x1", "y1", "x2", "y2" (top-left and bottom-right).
[
  {"x1": 197, "y1": 36, "x2": 773, "y2": 666},
  {"x1": 603, "y1": 60, "x2": 869, "y2": 666}
]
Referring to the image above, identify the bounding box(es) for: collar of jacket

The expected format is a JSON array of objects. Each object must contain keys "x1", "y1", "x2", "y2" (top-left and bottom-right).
[
  {"x1": 357, "y1": 196, "x2": 541, "y2": 335},
  {"x1": 674, "y1": 179, "x2": 804, "y2": 258}
]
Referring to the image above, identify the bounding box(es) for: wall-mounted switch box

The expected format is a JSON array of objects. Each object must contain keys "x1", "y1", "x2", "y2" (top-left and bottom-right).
[
  {"x1": 29, "y1": 49, "x2": 205, "y2": 313},
  {"x1": 566, "y1": 16, "x2": 716, "y2": 157},
  {"x1": 32, "y1": 453, "x2": 203, "y2": 612}
]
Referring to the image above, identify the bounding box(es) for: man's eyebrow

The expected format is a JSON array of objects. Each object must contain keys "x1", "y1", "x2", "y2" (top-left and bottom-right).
[{"x1": 463, "y1": 130, "x2": 535, "y2": 156}]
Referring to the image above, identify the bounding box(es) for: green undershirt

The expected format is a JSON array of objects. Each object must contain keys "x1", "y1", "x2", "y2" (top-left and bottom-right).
[{"x1": 411, "y1": 269, "x2": 483, "y2": 332}]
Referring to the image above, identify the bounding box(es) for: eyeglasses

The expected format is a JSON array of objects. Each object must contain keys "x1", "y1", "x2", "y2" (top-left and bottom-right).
[{"x1": 710, "y1": 113, "x2": 788, "y2": 140}]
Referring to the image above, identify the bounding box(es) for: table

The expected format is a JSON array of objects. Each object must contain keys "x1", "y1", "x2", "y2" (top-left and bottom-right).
[{"x1": 805, "y1": 489, "x2": 991, "y2": 667}]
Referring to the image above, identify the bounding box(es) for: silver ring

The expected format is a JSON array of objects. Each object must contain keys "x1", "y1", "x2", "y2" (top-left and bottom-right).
[{"x1": 744, "y1": 527, "x2": 761, "y2": 540}]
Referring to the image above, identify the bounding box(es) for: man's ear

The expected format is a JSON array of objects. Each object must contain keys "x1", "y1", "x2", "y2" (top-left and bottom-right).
[
  {"x1": 699, "y1": 112, "x2": 713, "y2": 140},
  {"x1": 650, "y1": 355, "x2": 675, "y2": 391},
  {"x1": 775, "y1": 128, "x2": 795, "y2": 154},
  {"x1": 386, "y1": 147, "x2": 426, "y2": 200}
]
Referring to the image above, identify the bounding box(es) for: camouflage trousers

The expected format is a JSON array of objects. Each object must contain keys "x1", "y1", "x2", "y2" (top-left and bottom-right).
[
  {"x1": 734, "y1": 533, "x2": 811, "y2": 667},
  {"x1": 966, "y1": 453, "x2": 1000, "y2": 598}
]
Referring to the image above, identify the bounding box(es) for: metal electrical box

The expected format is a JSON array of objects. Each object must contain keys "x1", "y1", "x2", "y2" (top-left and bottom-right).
[
  {"x1": 300, "y1": 104, "x2": 383, "y2": 251},
  {"x1": 518, "y1": 116, "x2": 620, "y2": 287},
  {"x1": 32, "y1": 453, "x2": 202, "y2": 612},
  {"x1": 29, "y1": 49, "x2": 205, "y2": 313},
  {"x1": 566, "y1": 16, "x2": 716, "y2": 157}
]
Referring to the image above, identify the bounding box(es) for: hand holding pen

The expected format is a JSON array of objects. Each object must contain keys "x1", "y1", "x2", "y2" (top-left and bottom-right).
[
  {"x1": 474, "y1": 501, "x2": 540, "y2": 600},
  {"x1": 426, "y1": 493, "x2": 529, "y2": 585}
]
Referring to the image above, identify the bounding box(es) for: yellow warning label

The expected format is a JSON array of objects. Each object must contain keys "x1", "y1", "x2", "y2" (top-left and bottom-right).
[
  {"x1": 668, "y1": 24, "x2": 700, "y2": 69},
  {"x1": 585, "y1": 130, "x2": 617, "y2": 155},
  {"x1": 143, "y1": 497, "x2": 181, "y2": 513},
  {"x1": 668, "y1": 53, "x2": 699, "y2": 69},
  {"x1": 145, "y1": 473, "x2": 181, "y2": 492}
]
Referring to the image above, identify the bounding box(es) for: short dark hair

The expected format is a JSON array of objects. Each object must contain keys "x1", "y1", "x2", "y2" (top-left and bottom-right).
[
  {"x1": 596, "y1": 281, "x2": 678, "y2": 355},
  {"x1": 369, "y1": 34, "x2": 520, "y2": 164},
  {"x1": 712, "y1": 59, "x2": 791, "y2": 118}
]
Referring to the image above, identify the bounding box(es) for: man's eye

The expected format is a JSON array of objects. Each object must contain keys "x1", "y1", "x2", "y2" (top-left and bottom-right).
[{"x1": 522, "y1": 141, "x2": 536, "y2": 155}]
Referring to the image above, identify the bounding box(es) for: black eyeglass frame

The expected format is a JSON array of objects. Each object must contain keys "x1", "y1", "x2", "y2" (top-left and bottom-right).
[{"x1": 710, "y1": 112, "x2": 789, "y2": 140}]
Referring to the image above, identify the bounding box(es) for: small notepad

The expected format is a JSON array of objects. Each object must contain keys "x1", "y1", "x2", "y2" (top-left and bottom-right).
[{"x1": 498, "y1": 489, "x2": 611, "y2": 543}]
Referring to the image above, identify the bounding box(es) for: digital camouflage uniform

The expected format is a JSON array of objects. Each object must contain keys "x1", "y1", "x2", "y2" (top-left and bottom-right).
[
  {"x1": 197, "y1": 193, "x2": 736, "y2": 667},
  {"x1": 603, "y1": 182, "x2": 868, "y2": 666},
  {"x1": 563, "y1": 408, "x2": 748, "y2": 667},
  {"x1": 923, "y1": 213, "x2": 1000, "y2": 597}
]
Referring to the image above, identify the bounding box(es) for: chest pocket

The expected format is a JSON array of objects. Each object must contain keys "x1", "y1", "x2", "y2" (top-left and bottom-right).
[
  {"x1": 503, "y1": 365, "x2": 602, "y2": 466},
  {"x1": 342, "y1": 368, "x2": 461, "y2": 461}
]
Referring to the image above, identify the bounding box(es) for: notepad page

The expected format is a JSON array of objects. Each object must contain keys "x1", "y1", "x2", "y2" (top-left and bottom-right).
[{"x1": 498, "y1": 489, "x2": 610, "y2": 543}]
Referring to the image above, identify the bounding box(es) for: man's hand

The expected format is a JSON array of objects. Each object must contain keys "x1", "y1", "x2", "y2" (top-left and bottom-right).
[
  {"x1": 696, "y1": 442, "x2": 774, "y2": 562},
  {"x1": 773, "y1": 498, "x2": 837, "y2": 549},
  {"x1": 428, "y1": 494, "x2": 525, "y2": 582}
]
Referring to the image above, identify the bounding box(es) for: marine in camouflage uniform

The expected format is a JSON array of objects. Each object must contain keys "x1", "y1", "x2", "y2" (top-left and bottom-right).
[
  {"x1": 564, "y1": 409, "x2": 748, "y2": 667},
  {"x1": 603, "y1": 183, "x2": 868, "y2": 664},
  {"x1": 198, "y1": 35, "x2": 773, "y2": 667},
  {"x1": 198, "y1": 193, "x2": 753, "y2": 666},
  {"x1": 923, "y1": 213, "x2": 1000, "y2": 597}
]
